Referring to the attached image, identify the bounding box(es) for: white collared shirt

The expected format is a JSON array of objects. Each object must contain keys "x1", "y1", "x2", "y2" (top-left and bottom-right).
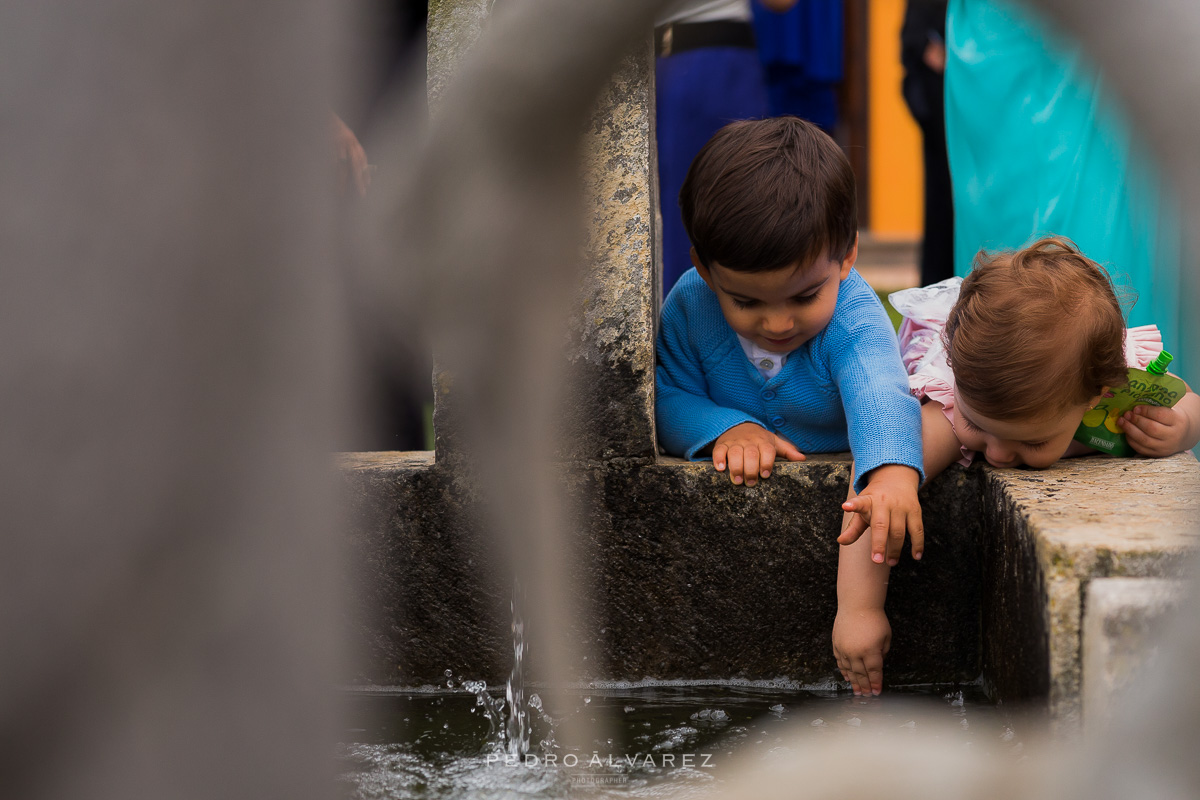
[{"x1": 737, "y1": 334, "x2": 788, "y2": 381}]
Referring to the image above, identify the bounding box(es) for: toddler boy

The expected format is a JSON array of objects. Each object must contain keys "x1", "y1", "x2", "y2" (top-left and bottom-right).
[{"x1": 655, "y1": 117, "x2": 924, "y2": 696}]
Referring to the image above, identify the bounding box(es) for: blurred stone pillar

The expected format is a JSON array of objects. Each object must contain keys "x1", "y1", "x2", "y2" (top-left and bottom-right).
[
  {"x1": 428, "y1": 0, "x2": 658, "y2": 464},
  {"x1": 0, "y1": 3, "x2": 348, "y2": 798},
  {"x1": 1082, "y1": 578, "x2": 1184, "y2": 734}
]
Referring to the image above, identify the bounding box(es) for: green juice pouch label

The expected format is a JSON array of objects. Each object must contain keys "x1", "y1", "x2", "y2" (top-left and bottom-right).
[{"x1": 1075, "y1": 350, "x2": 1187, "y2": 456}]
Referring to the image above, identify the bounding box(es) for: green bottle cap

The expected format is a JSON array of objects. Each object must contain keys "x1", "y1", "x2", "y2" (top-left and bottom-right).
[{"x1": 1148, "y1": 350, "x2": 1174, "y2": 375}]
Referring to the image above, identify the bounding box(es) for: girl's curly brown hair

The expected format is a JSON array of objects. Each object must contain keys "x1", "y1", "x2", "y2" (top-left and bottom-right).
[{"x1": 944, "y1": 236, "x2": 1129, "y2": 421}]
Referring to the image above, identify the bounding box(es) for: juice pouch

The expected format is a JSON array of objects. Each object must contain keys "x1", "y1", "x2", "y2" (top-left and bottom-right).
[{"x1": 1075, "y1": 351, "x2": 1187, "y2": 456}]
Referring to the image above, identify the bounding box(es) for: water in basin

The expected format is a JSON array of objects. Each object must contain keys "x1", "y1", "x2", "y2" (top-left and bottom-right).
[{"x1": 337, "y1": 681, "x2": 1026, "y2": 798}]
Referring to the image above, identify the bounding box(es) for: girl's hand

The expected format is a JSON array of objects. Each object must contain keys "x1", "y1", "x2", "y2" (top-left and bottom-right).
[
  {"x1": 1120, "y1": 393, "x2": 1200, "y2": 457},
  {"x1": 832, "y1": 606, "x2": 891, "y2": 696},
  {"x1": 838, "y1": 465, "x2": 924, "y2": 565}
]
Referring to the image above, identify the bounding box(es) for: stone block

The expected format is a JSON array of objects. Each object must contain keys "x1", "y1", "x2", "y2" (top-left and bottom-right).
[
  {"x1": 338, "y1": 452, "x2": 510, "y2": 686},
  {"x1": 565, "y1": 41, "x2": 657, "y2": 462},
  {"x1": 338, "y1": 450, "x2": 1200, "y2": 717},
  {"x1": 978, "y1": 472, "x2": 1050, "y2": 708},
  {"x1": 981, "y1": 452, "x2": 1200, "y2": 734},
  {"x1": 339, "y1": 454, "x2": 982, "y2": 687}
]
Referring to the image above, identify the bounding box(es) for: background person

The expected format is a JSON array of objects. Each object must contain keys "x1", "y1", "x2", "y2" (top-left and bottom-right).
[{"x1": 655, "y1": 0, "x2": 798, "y2": 297}]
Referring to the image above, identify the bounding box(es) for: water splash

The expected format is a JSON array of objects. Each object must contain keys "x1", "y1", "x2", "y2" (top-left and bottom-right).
[
  {"x1": 504, "y1": 579, "x2": 530, "y2": 757},
  {"x1": 461, "y1": 588, "x2": 553, "y2": 759},
  {"x1": 463, "y1": 679, "x2": 506, "y2": 750}
]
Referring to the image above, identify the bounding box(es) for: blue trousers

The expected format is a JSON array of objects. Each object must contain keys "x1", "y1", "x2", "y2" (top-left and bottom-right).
[{"x1": 656, "y1": 46, "x2": 769, "y2": 296}]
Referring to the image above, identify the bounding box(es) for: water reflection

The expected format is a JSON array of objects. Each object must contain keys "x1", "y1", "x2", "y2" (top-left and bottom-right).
[{"x1": 337, "y1": 685, "x2": 1026, "y2": 799}]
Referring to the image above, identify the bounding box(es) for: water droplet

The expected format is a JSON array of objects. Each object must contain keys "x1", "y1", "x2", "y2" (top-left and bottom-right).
[
  {"x1": 1000, "y1": 727, "x2": 1015, "y2": 742},
  {"x1": 584, "y1": 697, "x2": 592, "y2": 705},
  {"x1": 846, "y1": 717, "x2": 862, "y2": 727},
  {"x1": 960, "y1": 719, "x2": 969, "y2": 730},
  {"x1": 899, "y1": 720, "x2": 916, "y2": 729},
  {"x1": 444, "y1": 669, "x2": 453, "y2": 677},
  {"x1": 810, "y1": 718, "x2": 827, "y2": 727},
  {"x1": 624, "y1": 706, "x2": 635, "y2": 713},
  {"x1": 769, "y1": 704, "x2": 785, "y2": 714}
]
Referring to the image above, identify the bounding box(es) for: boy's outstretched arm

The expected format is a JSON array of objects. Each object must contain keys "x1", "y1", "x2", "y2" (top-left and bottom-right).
[
  {"x1": 1119, "y1": 385, "x2": 1200, "y2": 457},
  {"x1": 833, "y1": 496, "x2": 891, "y2": 696}
]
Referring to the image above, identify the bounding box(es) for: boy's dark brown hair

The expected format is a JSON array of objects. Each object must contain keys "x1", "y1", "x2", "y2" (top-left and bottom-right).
[
  {"x1": 944, "y1": 236, "x2": 1129, "y2": 421},
  {"x1": 679, "y1": 116, "x2": 857, "y2": 273}
]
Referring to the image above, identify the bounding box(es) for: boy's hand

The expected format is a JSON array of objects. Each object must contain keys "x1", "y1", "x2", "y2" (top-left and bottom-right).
[
  {"x1": 832, "y1": 606, "x2": 891, "y2": 696},
  {"x1": 1119, "y1": 403, "x2": 1199, "y2": 457},
  {"x1": 838, "y1": 464, "x2": 923, "y2": 565},
  {"x1": 712, "y1": 422, "x2": 805, "y2": 486}
]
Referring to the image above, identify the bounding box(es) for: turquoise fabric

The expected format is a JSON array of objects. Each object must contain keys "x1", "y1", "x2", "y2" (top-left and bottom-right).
[{"x1": 944, "y1": 0, "x2": 1185, "y2": 378}]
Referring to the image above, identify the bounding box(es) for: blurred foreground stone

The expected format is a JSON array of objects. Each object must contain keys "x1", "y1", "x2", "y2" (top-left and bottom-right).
[{"x1": 1082, "y1": 577, "x2": 1186, "y2": 734}]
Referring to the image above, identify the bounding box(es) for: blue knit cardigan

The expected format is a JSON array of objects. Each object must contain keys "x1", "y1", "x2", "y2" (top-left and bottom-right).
[{"x1": 655, "y1": 269, "x2": 924, "y2": 493}]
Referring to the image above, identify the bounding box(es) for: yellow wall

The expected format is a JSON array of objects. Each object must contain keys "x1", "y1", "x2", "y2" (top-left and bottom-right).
[{"x1": 868, "y1": 0, "x2": 923, "y2": 237}]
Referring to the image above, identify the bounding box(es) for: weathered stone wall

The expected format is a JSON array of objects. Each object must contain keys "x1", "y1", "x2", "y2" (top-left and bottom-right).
[
  {"x1": 339, "y1": 447, "x2": 1199, "y2": 707},
  {"x1": 340, "y1": 452, "x2": 508, "y2": 685},
  {"x1": 567, "y1": 42, "x2": 658, "y2": 462},
  {"x1": 340, "y1": 454, "x2": 983, "y2": 686},
  {"x1": 980, "y1": 453, "x2": 1200, "y2": 734},
  {"x1": 978, "y1": 474, "x2": 1051, "y2": 711}
]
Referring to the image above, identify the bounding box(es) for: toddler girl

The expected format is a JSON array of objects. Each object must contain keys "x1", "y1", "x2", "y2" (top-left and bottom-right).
[
  {"x1": 892, "y1": 235, "x2": 1200, "y2": 480},
  {"x1": 832, "y1": 235, "x2": 1200, "y2": 699}
]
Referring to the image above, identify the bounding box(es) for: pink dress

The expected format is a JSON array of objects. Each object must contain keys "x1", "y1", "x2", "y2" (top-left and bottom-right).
[{"x1": 889, "y1": 278, "x2": 1163, "y2": 466}]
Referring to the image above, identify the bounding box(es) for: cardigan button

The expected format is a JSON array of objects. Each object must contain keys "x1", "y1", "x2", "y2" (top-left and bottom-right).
[
  {"x1": 770, "y1": 415, "x2": 785, "y2": 427},
  {"x1": 761, "y1": 389, "x2": 776, "y2": 400}
]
